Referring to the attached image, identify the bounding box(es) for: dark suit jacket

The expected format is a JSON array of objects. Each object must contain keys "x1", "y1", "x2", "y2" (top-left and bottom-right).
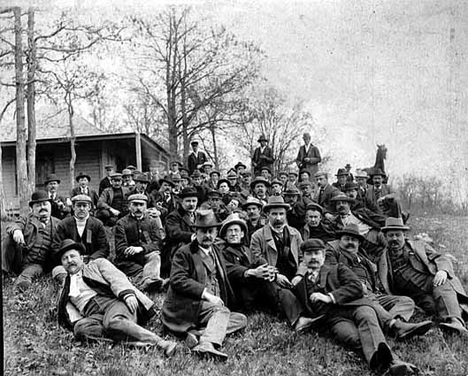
[
  {"x1": 313, "y1": 184, "x2": 340, "y2": 212},
  {"x1": 52, "y1": 216, "x2": 109, "y2": 263},
  {"x1": 187, "y1": 151, "x2": 207, "y2": 174},
  {"x1": 252, "y1": 146, "x2": 273, "y2": 175},
  {"x1": 294, "y1": 263, "x2": 365, "y2": 318},
  {"x1": 161, "y1": 240, "x2": 236, "y2": 334},
  {"x1": 70, "y1": 187, "x2": 100, "y2": 209},
  {"x1": 295, "y1": 144, "x2": 321, "y2": 173},
  {"x1": 98, "y1": 176, "x2": 112, "y2": 195},
  {"x1": 221, "y1": 242, "x2": 266, "y2": 284}
]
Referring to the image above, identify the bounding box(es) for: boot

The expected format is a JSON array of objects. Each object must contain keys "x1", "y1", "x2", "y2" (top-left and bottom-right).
[
  {"x1": 392, "y1": 319, "x2": 432, "y2": 340},
  {"x1": 192, "y1": 341, "x2": 228, "y2": 360},
  {"x1": 389, "y1": 359, "x2": 419, "y2": 375}
]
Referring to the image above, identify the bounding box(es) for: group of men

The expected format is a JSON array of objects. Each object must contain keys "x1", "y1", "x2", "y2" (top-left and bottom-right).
[{"x1": 2, "y1": 133, "x2": 467, "y2": 373}]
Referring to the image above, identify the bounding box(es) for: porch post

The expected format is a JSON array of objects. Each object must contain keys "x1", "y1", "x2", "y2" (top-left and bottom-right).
[{"x1": 135, "y1": 132, "x2": 142, "y2": 171}]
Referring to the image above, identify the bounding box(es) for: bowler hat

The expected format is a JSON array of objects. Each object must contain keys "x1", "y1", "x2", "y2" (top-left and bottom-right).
[
  {"x1": 71, "y1": 194, "x2": 92, "y2": 204},
  {"x1": 210, "y1": 170, "x2": 220, "y2": 177},
  {"x1": 44, "y1": 173, "x2": 61, "y2": 185},
  {"x1": 234, "y1": 162, "x2": 247, "y2": 170},
  {"x1": 179, "y1": 187, "x2": 198, "y2": 199},
  {"x1": 305, "y1": 202, "x2": 324, "y2": 214},
  {"x1": 270, "y1": 178, "x2": 283, "y2": 187},
  {"x1": 193, "y1": 209, "x2": 222, "y2": 228},
  {"x1": 260, "y1": 166, "x2": 271, "y2": 174},
  {"x1": 335, "y1": 168, "x2": 349, "y2": 176},
  {"x1": 242, "y1": 196, "x2": 263, "y2": 210},
  {"x1": 263, "y1": 196, "x2": 290, "y2": 212},
  {"x1": 190, "y1": 140, "x2": 199, "y2": 145},
  {"x1": 75, "y1": 172, "x2": 91, "y2": 182},
  {"x1": 217, "y1": 178, "x2": 230, "y2": 189},
  {"x1": 250, "y1": 176, "x2": 270, "y2": 189},
  {"x1": 336, "y1": 224, "x2": 365, "y2": 242},
  {"x1": 257, "y1": 134, "x2": 268, "y2": 143},
  {"x1": 170, "y1": 161, "x2": 183, "y2": 167},
  {"x1": 56, "y1": 239, "x2": 86, "y2": 261},
  {"x1": 29, "y1": 190, "x2": 52, "y2": 207},
  {"x1": 128, "y1": 193, "x2": 148, "y2": 203},
  {"x1": 219, "y1": 213, "x2": 248, "y2": 238},
  {"x1": 381, "y1": 217, "x2": 410, "y2": 232},
  {"x1": 300, "y1": 239, "x2": 326, "y2": 253}
]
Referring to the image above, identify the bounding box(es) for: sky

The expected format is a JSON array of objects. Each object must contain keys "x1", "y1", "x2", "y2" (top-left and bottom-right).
[{"x1": 2, "y1": 0, "x2": 467, "y2": 202}]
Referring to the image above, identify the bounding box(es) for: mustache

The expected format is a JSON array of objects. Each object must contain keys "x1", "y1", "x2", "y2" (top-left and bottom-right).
[
  {"x1": 345, "y1": 243, "x2": 357, "y2": 249},
  {"x1": 273, "y1": 219, "x2": 284, "y2": 225}
]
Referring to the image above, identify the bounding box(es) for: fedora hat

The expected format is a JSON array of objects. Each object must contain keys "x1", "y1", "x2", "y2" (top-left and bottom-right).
[
  {"x1": 283, "y1": 187, "x2": 301, "y2": 196},
  {"x1": 355, "y1": 169, "x2": 368, "y2": 178},
  {"x1": 179, "y1": 187, "x2": 198, "y2": 199},
  {"x1": 250, "y1": 176, "x2": 270, "y2": 189},
  {"x1": 56, "y1": 239, "x2": 86, "y2": 261},
  {"x1": 369, "y1": 168, "x2": 386, "y2": 178},
  {"x1": 193, "y1": 209, "x2": 222, "y2": 228},
  {"x1": 270, "y1": 178, "x2": 283, "y2": 187},
  {"x1": 343, "y1": 182, "x2": 358, "y2": 191},
  {"x1": 159, "y1": 176, "x2": 176, "y2": 187},
  {"x1": 44, "y1": 173, "x2": 60, "y2": 185},
  {"x1": 257, "y1": 134, "x2": 268, "y2": 143},
  {"x1": 381, "y1": 217, "x2": 410, "y2": 232},
  {"x1": 219, "y1": 213, "x2": 248, "y2": 238},
  {"x1": 209, "y1": 170, "x2": 220, "y2": 177},
  {"x1": 217, "y1": 178, "x2": 230, "y2": 189},
  {"x1": 263, "y1": 196, "x2": 290, "y2": 212},
  {"x1": 207, "y1": 188, "x2": 222, "y2": 198},
  {"x1": 29, "y1": 190, "x2": 52, "y2": 207},
  {"x1": 75, "y1": 172, "x2": 91, "y2": 182},
  {"x1": 335, "y1": 168, "x2": 349, "y2": 176},
  {"x1": 336, "y1": 223, "x2": 365, "y2": 242},
  {"x1": 234, "y1": 161, "x2": 247, "y2": 170},
  {"x1": 242, "y1": 196, "x2": 263, "y2": 209}
]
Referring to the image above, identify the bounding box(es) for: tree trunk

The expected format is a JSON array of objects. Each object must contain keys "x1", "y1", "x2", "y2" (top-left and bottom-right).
[
  {"x1": 210, "y1": 121, "x2": 219, "y2": 170},
  {"x1": 14, "y1": 7, "x2": 29, "y2": 215},
  {"x1": 67, "y1": 97, "x2": 76, "y2": 189},
  {"x1": 166, "y1": 14, "x2": 178, "y2": 162},
  {"x1": 27, "y1": 8, "x2": 36, "y2": 195},
  {"x1": 0, "y1": 145, "x2": 7, "y2": 219}
]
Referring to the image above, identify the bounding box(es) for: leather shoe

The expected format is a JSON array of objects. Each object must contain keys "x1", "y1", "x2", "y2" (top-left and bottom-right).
[
  {"x1": 369, "y1": 342, "x2": 392, "y2": 370},
  {"x1": 185, "y1": 332, "x2": 199, "y2": 349},
  {"x1": 440, "y1": 319, "x2": 468, "y2": 336},
  {"x1": 140, "y1": 277, "x2": 164, "y2": 292},
  {"x1": 389, "y1": 359, "x2": 418, "y2": 375},
  {"x1": 158, "y1": 340, "x2": 178, "y2": 357},
  {"x1": 193, "y1": 341, "x2": 228, "y2": 360},
  {"x1": 393, "y1": 319, "x2": 432, "y2": 340},
  {"x1": 294, "y1": 315, "x2": 324, "y2": 333}
]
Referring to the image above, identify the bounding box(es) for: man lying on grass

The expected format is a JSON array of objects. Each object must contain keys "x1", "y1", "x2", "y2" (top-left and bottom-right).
[
  {"x1": 56, "y1": 239, "x2": 177, "y2": 356},
  {"x1": 293, "y1": 239, "x2": 418, "y2": 375}
]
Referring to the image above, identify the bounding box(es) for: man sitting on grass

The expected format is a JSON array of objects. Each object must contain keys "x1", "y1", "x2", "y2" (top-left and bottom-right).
[
  {"x1": 293, "y1": 239, "x2": 418, "y2": 375},
  {"x1": 56, "y1": 239, "x2": 177, "y2": 356}
]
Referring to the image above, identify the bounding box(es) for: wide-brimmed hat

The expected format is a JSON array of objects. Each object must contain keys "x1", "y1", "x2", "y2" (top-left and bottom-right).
[
  {"x1": 335, "y1": 168, "x2": 349, "y2": 176},
  {"x1": 369, "y1": 168, "x2": 386, "y2": 178},
  {"x1": 134, "y1": 173, "x2": 149, "y2": 183},
  {"x1": 300, "y1": 239, "x2": 326, "y2": 253},
  {"x1": 381, "y1": 217, "x2": 410, "y2": 232},
  {"x1": 270, "y1": 178, "x2": 283, "y2": 187},
  {"x1": 202, "y1": 161, "x2": 213, "y2": 168},
  {"x1": 219, "y1": 213, "x2": 248, "y2": 238},
  {"x1": 305, "y1": 202, "x2": 324, "y2": 214},
  {"x1": 75, "y1": 172, "x2": 91, "y2": 182},
  {"x1": 343, "y1": 182, "x2": 358, "y2": 192},
  {"x1": 159, "y1": 176, "x2": 176, "y2": 187},
  {"x1": 283, "y1": 187, "x2": 301, "y2": 196},
  {"x1": 234, "y1": 162, "x2": 247, "y2": 170},
  {"x1": 29, "y1": 190, "x2": 52, "y2": 207},
  {"x1": 207, "y1": 188, "x2": 222, "y2": 198},
  {"x1": 71, "y1": 194, "x2": 92, "y2": 204},
  {"x1": 250, "y1": 176, "x2": 270, "y2": 189},
  {"x1": 242, "y1": 196, "x2": 263, "y2": 209},
  {"x1": 336, "y1": 223, "x2": 365, "y2": 242},
  {"x1": 193, "y1": 209, "x2": 222, "y2": 228},
  {"x1": 330, "y1": 193, "x2": 355, "y2": 203},
  {"x1": 179, "y1": 187, "x2": 198, "y2": 199},
  {"x1": 56, "y1": 239, "x2": 86, "y2": 261},
  {"x1": 209, "y1": 170, "x2": 220, "y2": 177},
  {"x1": 257, "y1": 134, "x2": 268, "y2": 143},
  {"x1": 260, "y1": 166, "x2": 271, "y2": 174},
  {"x1": 44, "y1": 173, "x2": 60, "y2": 185},
  {"x1": 263, "y1": 196, "x2": 290, "y2": 212}
]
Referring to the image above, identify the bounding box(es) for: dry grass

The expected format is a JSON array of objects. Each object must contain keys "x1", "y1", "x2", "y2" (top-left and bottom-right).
[{"x1": 3, "y1": 214, "x2": 468, "y2": 376}]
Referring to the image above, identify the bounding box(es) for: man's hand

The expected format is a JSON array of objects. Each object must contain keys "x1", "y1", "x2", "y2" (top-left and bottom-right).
[
  {"x1": 246, "y1": 263, "x2": 271, "y2": 279},
  {"x1": 124, "y1": 295, "x2": 139, "y2": 314},
  {"x1": 309, "y1": 292, "x2": 332, "y2": 304},
  {"x1": 304, "y1": 157, "x2": 310, "y2": 163},
  {"x1": 202, "y1": 290, "x2": 224, "y2": 306},
  {"x1": 12, "y1": 230, "x2": 25, "y2": 245},
  {"x1": 324, "y1": 213, "x2": 334, "y2": 220},
  {"x1": 124, "y1": 246, "x2": 144, "y2": 256},
  {"x1": 275, "y1": 273, "x2": 293, "y2": 288},
  {"x1": 291, "y1": 275, "x2": 303, "y2": 286},
  {"x1": 433, "y1": 270, "x2": 448, "y2": 287}
]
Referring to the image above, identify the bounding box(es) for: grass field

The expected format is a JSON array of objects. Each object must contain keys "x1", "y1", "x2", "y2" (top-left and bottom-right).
[{"x1": 3, "y1": 214, "x2": 468, "y2": 376}]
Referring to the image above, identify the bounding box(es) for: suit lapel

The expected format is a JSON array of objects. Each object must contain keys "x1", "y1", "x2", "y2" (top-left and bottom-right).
[{"x1": 318, "y1": 265, "x2": 330, "y2": 288}]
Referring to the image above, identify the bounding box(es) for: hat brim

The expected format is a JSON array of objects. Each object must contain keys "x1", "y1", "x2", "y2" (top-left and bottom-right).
[
  {"x1": 29, "y1": 198, "x2": 52, "y2": 207},
  {"x1": 56, "y1": 241, "x2": 86, "y2": 261},
  {"x1": 263, "y1": 203, "x2": 290, "y2": 212},
  {"x1": 193, "y1": 222, "x2": 222, "y2": 229},
  {"x1": 44, "y1": 179, "x2": 61, "y2": 185},
  {"x1": 336, "y1": 230, "x2": 365, "y2": 242},
  {"x1": 220, "y1": 219, "x2": 248, "y2": 238},
  {"x1": 159, "y1": 178, "x2": 175, "y2": 187},
  {"x1": 250, "y1": 180, "x2": 271, "y2": 189},
  {"x1": 381, "y1": 225, "x2": 410, "y2": 232},
  {"x1": 330, "y1": 197, "x2": 355, "y2": 203},
  {"x1": 75, "y1": 175, "x2": 91, "y2": 182},
  {"x1": 179, "y1": 192, "x2": 199, "y2": 199}
]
